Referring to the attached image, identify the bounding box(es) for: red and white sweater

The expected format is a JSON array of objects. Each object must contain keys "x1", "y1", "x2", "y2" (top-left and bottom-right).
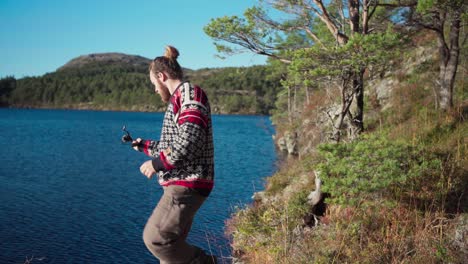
[{"x1": 141, "y1": 82, "x2": 214, "y2": 196}]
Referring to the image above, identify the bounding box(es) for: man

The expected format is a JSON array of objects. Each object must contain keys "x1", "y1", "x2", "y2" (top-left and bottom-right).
[{"x1": 133, "y1": 46, "x2": 215, "y2": 264}]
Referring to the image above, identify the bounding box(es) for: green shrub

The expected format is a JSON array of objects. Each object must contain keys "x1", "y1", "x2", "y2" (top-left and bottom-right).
[
  {"x1": 316, "y1": 133, "x2": 443, "y2": 206},
  {"x1": 287, "y1": 190, "x2": 310, "y2": 221}
]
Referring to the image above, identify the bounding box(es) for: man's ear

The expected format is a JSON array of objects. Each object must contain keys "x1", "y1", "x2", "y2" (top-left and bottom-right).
[{"x1": 158, "y1": 72, "x2": 167, "y2": 81}]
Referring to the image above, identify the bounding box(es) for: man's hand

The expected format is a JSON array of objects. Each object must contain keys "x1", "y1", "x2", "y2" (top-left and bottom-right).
[
  {"x1": 132, "y1": 138, "x2": 143, "y2": 151},
  {"x1": 140, "y1": 160, "x2": 156, "y2": 179}
]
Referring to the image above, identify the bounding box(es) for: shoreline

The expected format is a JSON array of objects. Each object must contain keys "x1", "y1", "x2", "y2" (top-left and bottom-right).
[{"x1": 1, "y1": 104, "x2": 271, "y2": 117}]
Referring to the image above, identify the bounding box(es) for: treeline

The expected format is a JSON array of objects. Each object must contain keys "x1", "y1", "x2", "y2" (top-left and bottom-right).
[
  {"x1": 188, "y1": 66, "x2": 280, "y2": 114},
  {"x1": 0, "y1": 59, "x2": 282, "y2": 114}
]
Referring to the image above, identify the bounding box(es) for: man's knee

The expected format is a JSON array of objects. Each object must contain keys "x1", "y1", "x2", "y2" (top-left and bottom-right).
[
  {"x1": 142, "y1": 226, "x2": 154, "y2": 249},
  {"x1": 142, "y1": 225, "x2": 179, "y2": 254}
]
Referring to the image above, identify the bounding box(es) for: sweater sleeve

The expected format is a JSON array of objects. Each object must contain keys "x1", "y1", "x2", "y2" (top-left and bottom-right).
[
  {"x1": 152, "y1": 85, "x2": 209, "y2": 172},
  {"x1": 138, "y1": 139, "x2": 160, "y2": 157}
]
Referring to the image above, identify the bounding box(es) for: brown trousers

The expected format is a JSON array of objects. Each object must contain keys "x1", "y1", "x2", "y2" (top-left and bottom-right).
[{"x1": 143, "y1": 185, "x2": 216, "y2": 264}]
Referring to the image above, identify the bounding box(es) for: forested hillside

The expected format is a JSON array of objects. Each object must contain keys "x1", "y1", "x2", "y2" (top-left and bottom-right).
[{"x1": 0, "y1": 53, "x2": 282, "y2": 114}]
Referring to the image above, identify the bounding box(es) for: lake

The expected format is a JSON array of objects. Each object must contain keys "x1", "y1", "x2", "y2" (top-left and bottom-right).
[{"x1": 0, "y1": 109, "x2": 277, "y2": 264}]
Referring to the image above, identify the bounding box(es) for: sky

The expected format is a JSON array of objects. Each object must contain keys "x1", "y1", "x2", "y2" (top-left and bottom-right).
[{"x1": 0, "y1": 0, "x2": 267, "y2": 78}]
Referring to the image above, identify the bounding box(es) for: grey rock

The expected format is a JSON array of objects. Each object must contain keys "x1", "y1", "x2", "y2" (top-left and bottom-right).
[
  {"x1": 276, "y1": 131, "x2": 299, "y2": 155},
  {"x1": 251, "y1": 191, "x2": 266, "y2": 203},
  {"x1": 277, "y1": 135, "x2": 288, "y2": 153},
  {"x1": 452, "y1": 214, "x2": 468, "y2": 256},
  {"x1": 307, "y1": 172, "x2": 322, "y2": 206},
  {"x1": 284, "y1": 131, "x2": 298, "y2": 156}
]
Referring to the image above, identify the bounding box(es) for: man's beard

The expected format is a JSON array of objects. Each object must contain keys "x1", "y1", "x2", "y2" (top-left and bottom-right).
[{"x1": 157, "y1": 81, "x2": 171, "y2": 103}]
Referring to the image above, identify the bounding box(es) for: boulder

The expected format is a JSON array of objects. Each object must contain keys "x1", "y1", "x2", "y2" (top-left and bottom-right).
[
  {"x1": 276, "y1": 131, "x2": 299, "y2": 156},
  {"x1": 452, "y1": 214, "x2": 468, "y2": 256}
]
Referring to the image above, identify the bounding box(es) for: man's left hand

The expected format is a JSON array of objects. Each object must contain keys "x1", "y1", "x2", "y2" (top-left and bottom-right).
[{"x1": 140, "y1": 160, "x2": 156, "y2": 179}]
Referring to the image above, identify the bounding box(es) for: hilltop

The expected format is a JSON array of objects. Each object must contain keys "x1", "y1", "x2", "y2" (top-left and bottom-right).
[{"x1": 57, "y1": 53, "x2": 151, "y2": 72}]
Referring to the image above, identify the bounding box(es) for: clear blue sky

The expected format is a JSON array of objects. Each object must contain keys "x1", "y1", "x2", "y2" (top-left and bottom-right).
[{"x1": 0, "y1": 0, "x2": 266, "y2": 78}]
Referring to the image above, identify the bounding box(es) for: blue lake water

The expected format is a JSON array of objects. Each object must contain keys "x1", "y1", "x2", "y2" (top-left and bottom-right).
[{"x1": 0, "y1": 108, "x2": 277, "y2": 264}]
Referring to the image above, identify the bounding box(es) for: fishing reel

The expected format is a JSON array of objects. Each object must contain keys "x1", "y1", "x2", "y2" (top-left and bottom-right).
[
  {"x1": 121, "y1": 125, "x2": 143, "y2": 149},
  {"x1": 121, "y1": 125, "x2": 133, "y2": 143}
]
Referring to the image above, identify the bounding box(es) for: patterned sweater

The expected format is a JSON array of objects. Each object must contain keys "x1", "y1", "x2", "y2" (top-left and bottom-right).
[{"x1": 141, "y1": 82, "x2": 214, "y2": 196}]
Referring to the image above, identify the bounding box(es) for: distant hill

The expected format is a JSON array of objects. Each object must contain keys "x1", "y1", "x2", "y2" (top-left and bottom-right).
[
  {"x1": 0, "y1": 53, "x2": 281, "y2": 114},
  {"x1": 57, "y1": 53, "x2": 151, "y2": 71}
]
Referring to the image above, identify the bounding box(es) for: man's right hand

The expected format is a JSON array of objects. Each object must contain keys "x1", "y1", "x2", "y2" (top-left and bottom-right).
[{"x1": 132, "y1": 138, "x2": 143, "y2": 151}]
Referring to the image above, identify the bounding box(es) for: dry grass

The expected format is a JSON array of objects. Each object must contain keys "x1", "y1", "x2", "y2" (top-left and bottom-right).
[{"x1": 226, "y1": 65, "x2": 467, "y2": 264}]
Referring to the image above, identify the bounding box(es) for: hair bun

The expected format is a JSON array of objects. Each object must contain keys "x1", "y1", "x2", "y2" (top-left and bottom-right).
[{"x1": 164, "y1": 46, "x2": 179, "y2": 60}]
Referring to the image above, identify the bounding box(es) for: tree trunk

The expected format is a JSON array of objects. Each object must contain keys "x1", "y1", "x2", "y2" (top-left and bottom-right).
[
  {"x1": 330, "y1": 0, "x2": 365, "y2": 142},
  {"x1": 348, "y1": 0, "x2": 360, "y2": 33},
  {"x1": 288, "y1": 86, "x2": 292, "y2": 123},
  {"x1": 294, "y1": 86, "x2": 297, "y2": 114},
  {"x1": 350, "y1": 69, "x2": 365, "y2": 136},
  {"x1": 348, "y1": 0, "x2": 364, "y2": 137},
  {"x1": 437, "y1": 11, "x2": 460, "y2": 111},
  {"x1": 332, "y1": 75, "x2": 356, "y2": 142}
]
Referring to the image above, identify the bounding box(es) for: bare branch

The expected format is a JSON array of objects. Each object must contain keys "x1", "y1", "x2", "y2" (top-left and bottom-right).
[
  {"x1": 304, "y1": 28, "x2": 326, "y2": 48},
  {"x1": 255, "y1": 50, "x2": 293, "y2": 63},
  {"x1": 368, "y1": 0, "x2": 378, "y2": 21},
  {"x1": 256, "y1": 1, "x2": 329, "y2": 49},
  {"x1": 312, "y1": 0, "x2": 348, "y2": 44},
  {"x1": 220, "y1": 29, "x2": 292, "y2": 63},
  {"x1": 410, "y1": 11, "x2": 444, "y2": 33},
  {"x1": 376, "y1": 0, "x2": 417, "y2": 8}
]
